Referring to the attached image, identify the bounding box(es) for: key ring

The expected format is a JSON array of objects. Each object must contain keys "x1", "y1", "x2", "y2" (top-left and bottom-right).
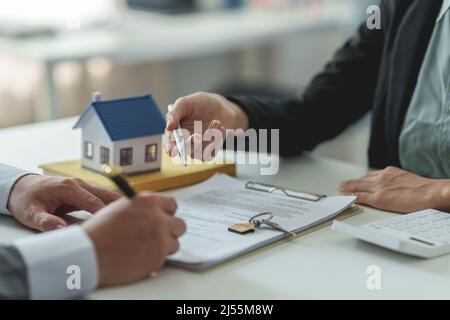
[
  {"x1": 249, "y1": 212, "x2": 274, "y2": 227},
  {"x1": 249, "y1": 212, "x2": 296, "y2": 237}
]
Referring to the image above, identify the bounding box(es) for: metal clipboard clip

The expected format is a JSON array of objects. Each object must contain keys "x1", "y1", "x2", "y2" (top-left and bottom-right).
[{"x1": 245, "y1": 181, "x2": 327, "y2": 202}]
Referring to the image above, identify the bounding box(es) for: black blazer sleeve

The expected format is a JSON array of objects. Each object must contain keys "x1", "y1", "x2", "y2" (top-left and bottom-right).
[
  {"x1": 227, "y1": 17, "x2": 384, "y2": 156},
  {"x1": 0, "y1": 245, "x2": 29, "y2": 300}
]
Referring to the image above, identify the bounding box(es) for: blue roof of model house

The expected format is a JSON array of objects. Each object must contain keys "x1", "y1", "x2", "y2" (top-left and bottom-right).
[{"x1": 73, "y1": 94, "x2": 166, "y2": 141}]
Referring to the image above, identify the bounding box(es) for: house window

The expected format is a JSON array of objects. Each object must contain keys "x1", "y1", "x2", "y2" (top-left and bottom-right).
[
  {"x1": 100, "y1": 147, "x2": 110, "y2": 165},
  {"x1": 120, "y1": 148, "x2": 133, "y2": 166},
  {"x1": 84, "y1": 141, "x2": 94, "y2": 159},
  {"x1": 145, "y1": 144, "x2": 158, "y2": 163}
]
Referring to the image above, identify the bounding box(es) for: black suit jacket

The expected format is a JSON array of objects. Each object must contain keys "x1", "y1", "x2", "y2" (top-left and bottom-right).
[{"x1": 228, "y1": 0, "x2": 443, "y2": 169}]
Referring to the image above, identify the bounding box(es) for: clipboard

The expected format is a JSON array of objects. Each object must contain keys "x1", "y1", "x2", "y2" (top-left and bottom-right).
[
  {"x1": 167, "y1": 174, "x2": 363, "y2": 271},
  {"x1": 169, "y1": 205, "x2": 363, "y2": 272}
]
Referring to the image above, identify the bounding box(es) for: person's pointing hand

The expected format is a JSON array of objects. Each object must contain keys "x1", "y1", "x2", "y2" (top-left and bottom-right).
[{"x1": 164, "y1": 92, "x2": 249, "y2": 161}]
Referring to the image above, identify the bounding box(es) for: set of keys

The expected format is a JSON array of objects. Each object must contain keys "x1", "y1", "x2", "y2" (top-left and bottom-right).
[{"x1": 228, "y1": 212, "x2": 296, "y2": 237}]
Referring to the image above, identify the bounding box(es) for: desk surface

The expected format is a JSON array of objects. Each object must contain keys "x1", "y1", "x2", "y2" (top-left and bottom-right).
[{"x1": 1, "y1": 118, "x2": 450, "y2": 299}]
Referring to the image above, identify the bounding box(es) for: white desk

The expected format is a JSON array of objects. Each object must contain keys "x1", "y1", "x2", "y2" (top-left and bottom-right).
[{"x1": 1, "y1": 118, "x2": 450, "y2": 299}]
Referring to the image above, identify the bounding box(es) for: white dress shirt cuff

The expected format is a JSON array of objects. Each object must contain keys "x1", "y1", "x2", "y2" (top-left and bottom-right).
[
  {"x1": 13, "y1": 226, "x2": 98, "y2": 300},
  {"x1": 0, "y1": 164, "x2": 32, "y2": 216}
]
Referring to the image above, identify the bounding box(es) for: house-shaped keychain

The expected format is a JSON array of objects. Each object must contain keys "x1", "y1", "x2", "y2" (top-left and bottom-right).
[{"x1": 73, "y1": 92, "x2": 166, "y2": 174}]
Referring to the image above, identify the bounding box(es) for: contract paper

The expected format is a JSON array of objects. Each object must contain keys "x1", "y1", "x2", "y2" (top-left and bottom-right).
[{"x1": 168, "y1": 174, "x2": 356, "y2": 270}]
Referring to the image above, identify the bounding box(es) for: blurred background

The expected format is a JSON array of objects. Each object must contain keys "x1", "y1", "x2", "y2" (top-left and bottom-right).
[{"x1": 0, "y1": 0, "x2": 374, "y2": 165}]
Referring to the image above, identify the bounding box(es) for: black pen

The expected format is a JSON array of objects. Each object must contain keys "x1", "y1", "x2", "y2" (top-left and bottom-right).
[{"x1": 103, "y1": 165, "x2": 136, "y2": 198}]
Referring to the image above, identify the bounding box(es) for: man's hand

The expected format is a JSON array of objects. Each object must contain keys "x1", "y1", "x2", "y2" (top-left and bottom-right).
[
  {"x1": 339, "y1": 166, "x2": 450, "y2": 213},
  {"x1": 82, "y1": 193, "x2": 186, "y2": 286},
  {"x1": 8, "y1": 175, "x2": 121, "y2": 232},
  {"x1": 165, "y1": 92, "x2": 249, "y2": 161}
]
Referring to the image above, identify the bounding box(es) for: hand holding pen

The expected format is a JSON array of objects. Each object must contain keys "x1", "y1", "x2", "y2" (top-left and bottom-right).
[
  {"x1": 164, "y1": 94, "x2": 233, "y2": 162},
  {"x1": 94, "y1": 165, "x2": 186, "y2": 285}
]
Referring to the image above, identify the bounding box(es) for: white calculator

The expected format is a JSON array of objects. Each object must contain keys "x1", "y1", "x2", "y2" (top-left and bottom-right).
[{"x1": 332, "y1": 209, "x2": 450, "y2": 258}]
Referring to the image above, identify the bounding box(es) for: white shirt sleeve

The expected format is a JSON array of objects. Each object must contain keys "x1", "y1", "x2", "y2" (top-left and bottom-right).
[
  {"x1": 0, "y1": 163, "x2": 33, "y2": 216},
  {"x1": 13, "y1": 226, "x2": 98, "y2": 300}
]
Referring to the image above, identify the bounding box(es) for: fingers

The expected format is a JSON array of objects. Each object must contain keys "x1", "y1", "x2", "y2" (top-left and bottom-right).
[
  {"x1": 166, "y1": 218, "x2": 185, "y2": 254},
  {"x1": 21, "y1": 209, "x2": 68, "y2": 232},
  {"x1": 35, "y1": 212, "x2": 69, "y2": 232},
  {"x1": 165, "y1": 128, "x2": 193, "y2": 159},
  {"x1": 186, "y1": 133, "x2": 203, "y2": 160},
  {"x1": 167, "y1": 238, "x2": 181, "y2": 255},
  {"x1": 136, "y1": 193, "x2": 178, "y2": 215},
  {"x1": 339, "y1": 190, "x2": 377, "y2": 208},
  {"x1": 170, "y1": 217, "x2": 186, "y2": 238},
  {"x1": 339, "y1": 179, "x2": 372, "y2": 193},
  {"x1": 339, "y1": 174, "x2": 379, "y2": 193},
  {"x1": 177, "y1": 121, "x2": 224, "y2": 161},
  {"x1": 78, "y1": 180, "x2": 122, "y2": 204},
  {"x1": 208, "y1": 120, "x2": 226, "y2": 140},
  {"x1": 135, "y1": 194, "x2": 184, "y2": 254},
  {"x1": 164, "y1": 131, "x2": 178, "y2": 157},
  {"x1": 204, "y1": 120, "x2": 226, "y2": 161},
  {"x1": 339, "y1": 167, "x2": 402, "y2": 194},
  {"x1": 366, "y1": 170, "x2": 382, "y2": 177},
  {"x1": 57, "y1": 180, "x2": 106, "y2": 214},
  {"x1": 166, "y1": 96, "x2": 193, "y2": 131},
  {"x1": 157, "y1": 195, "x2": 178, "y2": 215},
  {"x1": 348, "y1": 192, "x2": 377, "y2": 207},
  {"x1": 208, "y1": 120, "x2": 221, "y2": 130}
]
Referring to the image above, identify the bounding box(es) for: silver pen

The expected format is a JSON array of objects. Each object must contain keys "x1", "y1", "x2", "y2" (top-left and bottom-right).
[{"x1": 168, "y1": 104, "x2": 187, "y2": 166}]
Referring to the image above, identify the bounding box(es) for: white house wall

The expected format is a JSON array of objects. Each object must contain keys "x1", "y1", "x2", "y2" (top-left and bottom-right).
[
  {"x1": 80, "y1": 110, "x2": 113, "y2": 173},
  {"x1": 112, "y1": 135, "x2": 162, "y2": 174}
]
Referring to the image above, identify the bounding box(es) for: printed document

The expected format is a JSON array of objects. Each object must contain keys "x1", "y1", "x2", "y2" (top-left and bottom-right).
[{"x1": 168, "y1": 174, "x2": 356, "y2": 269}]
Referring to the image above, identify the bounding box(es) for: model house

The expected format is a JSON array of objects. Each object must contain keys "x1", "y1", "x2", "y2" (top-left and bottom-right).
[{"x1": 73, "y1": 93, "x2": 166, "y2": 174}]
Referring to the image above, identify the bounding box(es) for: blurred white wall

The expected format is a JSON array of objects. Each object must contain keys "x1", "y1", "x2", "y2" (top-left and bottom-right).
[{"x1": 0, "y1": 0, "x2": 374, "y2": 166}]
